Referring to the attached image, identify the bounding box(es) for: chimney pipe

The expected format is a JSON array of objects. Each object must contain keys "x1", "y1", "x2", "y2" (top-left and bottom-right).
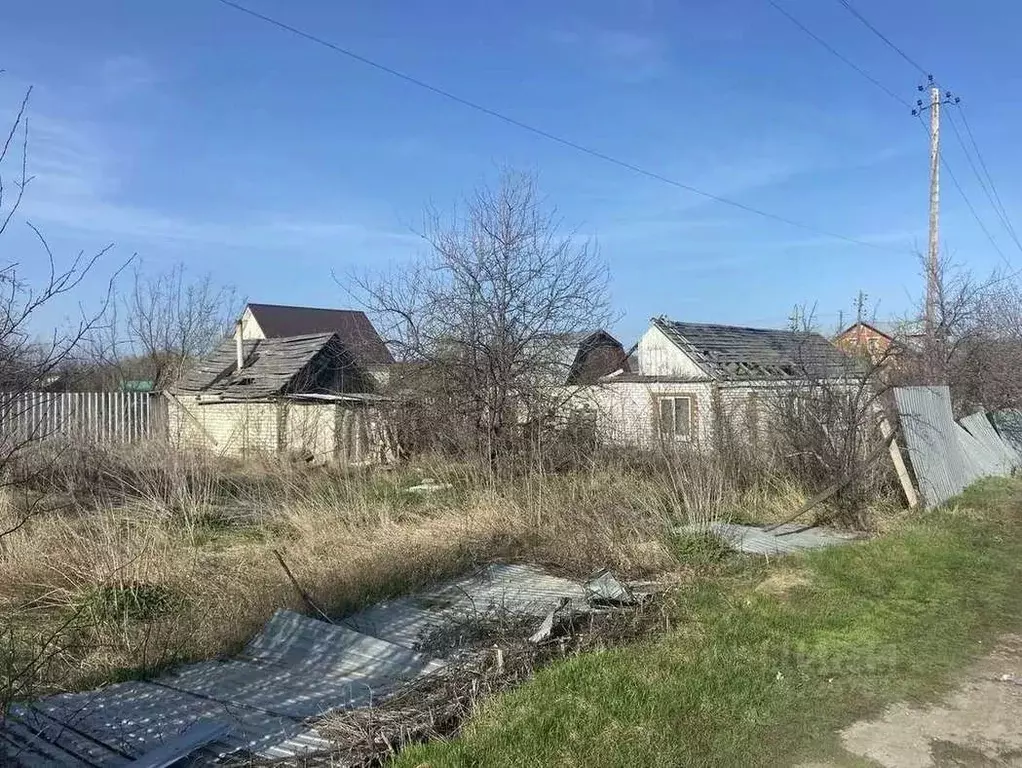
[{"x1": 235, "y1": 319, "x2": 244, "y2": 373}]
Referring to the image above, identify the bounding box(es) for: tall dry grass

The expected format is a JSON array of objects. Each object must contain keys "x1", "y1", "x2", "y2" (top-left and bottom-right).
[
  {"x1": 0, "y1": 433, "x2": 892, "y2": 708},
  {"x1": 0, "y1": 440, "x2": 682, "y2": 705}
]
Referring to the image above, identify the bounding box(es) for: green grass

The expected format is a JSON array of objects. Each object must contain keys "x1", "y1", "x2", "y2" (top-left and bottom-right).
[{"x1": 395, "y1": 478, "x2": 1022, "y2": 768}]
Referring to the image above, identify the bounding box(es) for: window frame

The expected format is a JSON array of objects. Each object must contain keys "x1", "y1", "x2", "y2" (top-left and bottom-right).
[{"x1": 655, "y1": 393, "x2": 694, "y2": 442}]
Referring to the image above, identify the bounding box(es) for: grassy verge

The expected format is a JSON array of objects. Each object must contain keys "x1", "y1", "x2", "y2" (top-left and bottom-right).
[{"x1": 395, "y1": 478, "x2": 1022, "y2": 768}]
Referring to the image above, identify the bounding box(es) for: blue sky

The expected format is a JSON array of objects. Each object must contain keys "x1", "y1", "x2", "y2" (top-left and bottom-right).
[{"x1": 2, "y1": 0, "x2": 1020, "y2": 344}]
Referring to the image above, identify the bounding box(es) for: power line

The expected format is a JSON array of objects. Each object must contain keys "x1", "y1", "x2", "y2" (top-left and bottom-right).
[
  {"x1": 916, "y1": 115, "x2": 1012, "y2": 268},
  {"x1": 765, "y1": 0, "x2": 911, "y2": 109},
  {"x1": 944, "y1": 109, "x2": 1022, "y2": 256},
  {"x1": 212, "y1": 0, "x2": 911, "y2": 255},
  {"x1": 834, "y1": 0, "x2": 928, "y2": 77},
  {"x1": 957, "y1": 106, "x2": 1022, "y2": 249},
  {"x1": 815, "y1": 0, "x2": 1018, "y2": 264}
]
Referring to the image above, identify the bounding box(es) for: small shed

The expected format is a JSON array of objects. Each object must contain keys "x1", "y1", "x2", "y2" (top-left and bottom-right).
[{"x1": 167, "y1": 333, "x2": 396, "y2": 464}]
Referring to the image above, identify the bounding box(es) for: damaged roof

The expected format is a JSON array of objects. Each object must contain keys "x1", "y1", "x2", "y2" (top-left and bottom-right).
[
  {"x1": 652, "y1": 317, "x2": 853, "y2": 380},
  {"x1": 246, "y1": 303, "x2": 394, "y2": 366},
  {"x1": 558, "y1": 330, "x2": 628, "y2": 384},
  {"x1": 172, "y1": 333, "x2": 345, "y2": 399}
]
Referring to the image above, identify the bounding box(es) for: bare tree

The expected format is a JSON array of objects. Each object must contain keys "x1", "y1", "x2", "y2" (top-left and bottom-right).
[
  {"x1": 944, "y1": 265, "x2": 1022, "y2": 412},
  {"x1": 116, "y1": 263, "x2": 241, "y2": 389},
  {"x1": 353, "y1": 169, "x2": 611, "y2": 465},
  {"x1": 0, "y1": 82, "x2": 119, "y2": 536},
  {"x1": 891, "y1": 251, "x2": 1019, "y2": 411},
  {"x1": 756, "y1": 306, "x2": 902, "y2": 525}
]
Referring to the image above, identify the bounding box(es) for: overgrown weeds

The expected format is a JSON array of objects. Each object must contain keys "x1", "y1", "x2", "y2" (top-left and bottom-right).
[{"x1": 0, "y1": 430, "x2": 898, "y2": 712}]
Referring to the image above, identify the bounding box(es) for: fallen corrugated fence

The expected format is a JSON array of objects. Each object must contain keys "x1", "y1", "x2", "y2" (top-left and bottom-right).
[
  {"x1": 0, "y1": 564, "x2": 643, "y2": 767},
  {"x1": 894, "y1": 386, "x2": 1021, "y2": 509}
]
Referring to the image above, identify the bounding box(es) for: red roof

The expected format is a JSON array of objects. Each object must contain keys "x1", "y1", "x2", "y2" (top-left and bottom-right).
[{"x1": 246, "y1": 303, "x2": 393, "y2": 365}]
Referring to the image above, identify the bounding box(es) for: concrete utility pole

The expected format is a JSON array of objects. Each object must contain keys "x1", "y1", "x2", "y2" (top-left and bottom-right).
[
  {"x1": 925, "y1": 84, "x2": 940, "y2": 375},
  {"x1": 913, "y1": 78, "x2": 959, "y2": 382}
]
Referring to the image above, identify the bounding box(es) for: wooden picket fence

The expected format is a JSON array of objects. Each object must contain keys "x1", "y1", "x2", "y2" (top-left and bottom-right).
[{"x1": 0, "y1": 392, "x2": 163, "y2": 444}]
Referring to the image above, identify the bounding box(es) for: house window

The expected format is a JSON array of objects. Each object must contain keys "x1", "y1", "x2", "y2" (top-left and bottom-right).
[{"x1": 658, "y1": 395, "x2": 692, "y2": 440}]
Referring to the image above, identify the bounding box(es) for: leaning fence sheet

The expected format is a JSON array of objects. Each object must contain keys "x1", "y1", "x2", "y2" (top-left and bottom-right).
[
  {"x1": 960, "y1": 411, "x2": 1021, "y2": 475},
  {"x1": 895, "y1": 386, "x2": 1005, "y2": 509},
  {"x1": 991, "y1": 409, "x2": 1022, "y2": 458}
]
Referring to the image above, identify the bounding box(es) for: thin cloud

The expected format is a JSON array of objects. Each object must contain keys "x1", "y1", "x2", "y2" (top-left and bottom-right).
[
  {"x1": 12, "y1": 109, "x2": 418, "y2": 255},
  {"x1": 98, "y1": 55, "x2": 158, "y2": 100}
]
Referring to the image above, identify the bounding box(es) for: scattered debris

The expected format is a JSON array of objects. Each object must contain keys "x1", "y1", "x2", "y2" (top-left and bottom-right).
[
  {"x1": 528, "y1": 597, "x2": 570, "y2": 644},
  {"x1": 307, "y1": 593, "x2": 667, "y2": 768},
  {"x1": 585, "y1": 569, "x2": 638, "y2": 606},
  {"x1": 403, "y1": 479, "x2": 452, "y2": 494},
  {"x1": 1, "y1": 563, "x2": 653, "y2": 767},
  {"x1": 684, "y1": 522, "x2": 861, "y2": 556}
]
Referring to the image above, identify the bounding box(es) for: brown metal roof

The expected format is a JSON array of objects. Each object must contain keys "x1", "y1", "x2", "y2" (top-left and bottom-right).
[
  {"x1": 652, "y1": 317, "x2": 854, "y2": 380},
  {"x1": 247, "y1": 303, "x2": 393, "y2": 366}
]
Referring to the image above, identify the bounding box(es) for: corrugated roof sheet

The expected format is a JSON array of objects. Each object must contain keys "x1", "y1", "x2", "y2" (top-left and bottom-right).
[
  {"x1": 247, "y1": 304, "x2": 393, "y2": 366},
  {"x1": 342, "y1": 563, "x2": 588, "y2": 651},
  {"x1": 0, "y1": 564, "x2": 591, "y2": 766},
  {"x1": 172, "y1": 333, "x2": 340, "y2": 399},
  {"x1": 652, "y1": 317, "x2": 854, "y2": 380},
  {"x1": 1, "y1": 610, "x2": 440, "y2": 765},
  {"x1": 687, "y1": 522, "x2": 860, "y2": 556}
]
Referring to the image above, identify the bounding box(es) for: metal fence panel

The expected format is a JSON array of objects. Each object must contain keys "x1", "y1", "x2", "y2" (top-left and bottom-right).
[
  {"x1": 960, "y1": 410, "x2": 1021, "y2": 475},
  {"x1": 894, "y1": 386, "x2": 1019, "y2": 509},
  {"x1": 0, "y1": 392, "x2": 158, "y2": 444},
  {"x1": 895, "y1": 386, "x2": 983, "y2": 509}
]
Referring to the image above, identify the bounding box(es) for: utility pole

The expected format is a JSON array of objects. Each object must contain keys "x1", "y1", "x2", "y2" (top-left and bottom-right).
[
  {"x1": 925, "y1": 84, "x2": 940, "y2": 377},
  {"x1": 913, "y1": 77, "x2": 960, "y2": 382}
]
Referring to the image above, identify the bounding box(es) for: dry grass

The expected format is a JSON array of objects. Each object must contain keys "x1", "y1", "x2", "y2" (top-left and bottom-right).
[
  {"x1": 0, "y1": 441, "x2": 681, "y2": 705},
  {"x1": 0, "y1": 436, "x2": 899, "y2": 709}
]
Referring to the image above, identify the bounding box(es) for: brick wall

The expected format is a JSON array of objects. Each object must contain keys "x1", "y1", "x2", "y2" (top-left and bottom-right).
[
  {"x1": 569, "y1": 380, "x2": 820, "y2": 451},
  {"x1": 571, "y1": 381, "x2": 716, "y2": 448},
  {"x1": 167, "y1": 396, "x2": 389, "y2": 464},
  {"x1": 167, "y1": 398, "x2": 280, "y2": 456},
  {"x1": 282, "y1": 401, "x2": 337, "y2": 460}
]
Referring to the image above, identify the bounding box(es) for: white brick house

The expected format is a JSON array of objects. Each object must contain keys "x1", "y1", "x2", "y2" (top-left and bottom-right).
[
  {"x1": 167, "y1": 332, "x2": 395, "y2": 464},
  {"x1": 576, "y1": 317, "x2": 855, "y2": 449}
]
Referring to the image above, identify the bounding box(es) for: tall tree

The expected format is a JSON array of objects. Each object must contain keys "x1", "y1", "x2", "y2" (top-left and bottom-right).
[{"x1": 355, "y1": 169, "x2": 611, "y2": 462}]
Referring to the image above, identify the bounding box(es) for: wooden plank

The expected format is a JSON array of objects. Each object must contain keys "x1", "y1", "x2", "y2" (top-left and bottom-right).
[{"x1": 880, "y1": 415, "x2": 919, "y2": 509}]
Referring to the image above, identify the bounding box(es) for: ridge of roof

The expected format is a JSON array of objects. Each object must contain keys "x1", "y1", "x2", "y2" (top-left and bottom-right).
[
  {"x1": 651, "y1": 316, "x2": 853, "y2": 380},
  {"x1": 246, "y1": 303, "x2": 393, "y2": 365}
]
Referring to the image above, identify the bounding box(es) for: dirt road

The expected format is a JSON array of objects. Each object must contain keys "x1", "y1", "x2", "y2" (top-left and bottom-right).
[{"x1": 806, "y1": 636, "x2": 1022, "y2": 767}]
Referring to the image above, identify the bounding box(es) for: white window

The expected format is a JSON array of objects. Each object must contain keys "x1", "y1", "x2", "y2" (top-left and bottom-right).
[{"x1": 658, "y1": 395, "x2": 692, "y2": 440}]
